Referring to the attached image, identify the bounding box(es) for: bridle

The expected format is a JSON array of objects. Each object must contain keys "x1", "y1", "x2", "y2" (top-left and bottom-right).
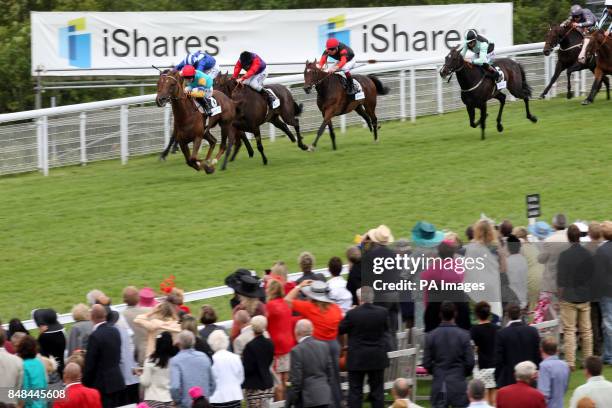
[
  {"x1": 305, "y1": 66, "x2": 333, "y2": 89},
  {"x1": 158, "y1": 73, "x2": 185, "y2": 102}
]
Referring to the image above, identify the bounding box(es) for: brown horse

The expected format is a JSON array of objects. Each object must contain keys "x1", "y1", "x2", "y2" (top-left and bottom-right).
[
  {"x1": 583, "y1": 30, "x2": 612, "y2": 105},
  {"x1": 542, "y1": 24, "x2": 610, "y2": 100},
  {"x1": 440, "y1": 48, "x2": 537, "y2": 140},
  {"x1": 303, "y1": 61, "x2": 389, "y2": 150},
  {"x1": 156, "y1": 70, "x2": 248, "y2": 173},
  {"x1": 215, "y1": 73, "x2": 308, "y2": 166}
]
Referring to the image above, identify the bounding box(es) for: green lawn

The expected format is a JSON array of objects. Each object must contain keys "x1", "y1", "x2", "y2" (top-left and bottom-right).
[{"x1": 1, "y1": 97, "x2": 612, "y2": 322}]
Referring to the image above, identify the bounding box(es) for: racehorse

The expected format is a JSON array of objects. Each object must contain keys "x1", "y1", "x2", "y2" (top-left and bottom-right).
[
  {"x1": 215, "y1": 73, "x2": 308, "y2": 167},
  {"x1": 440, "y1": 48, "x2": 537, "y2": 141},
  {"x1": 583, "y1": 29, "x2": 612, "y2": 105},
  {"x1": 155, "y1": 70, "x2": 249, "y2": 173},
  {"x1": 303, "y1": 60, "x2": 390, "y2": 150},
  {"x1": 541, "y1": 24, "x2": 610, "y2": 100}
]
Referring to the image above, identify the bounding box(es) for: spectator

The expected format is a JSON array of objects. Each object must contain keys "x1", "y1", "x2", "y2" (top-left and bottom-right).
[
  {"x1": 421, "y1": 239, "x2": 471, "y2": 332},
  {"x1": 170, "y1": 330, "x2": 215, "y2": 408},
  {"x1": 207, "y1": 330, "x2": 243, "y2": 408},
  {"x1": 497, "y1": 361, "x2": 545, "y2": 408},
  {"x1": 121, "y1": 286, "x2": 153, "y2": 366},
  {"x1": 494, "y1": 304, "x2": 541, "y2": 389},
  {"x1": 0, "y1": 328, "x2": 23, "y2": 406},
  {"x1": 576, "y1": 397, "x2": 595, "y2": 408},
  {"x1": 33, "y1": 308, "x2": 66, "y2": 376},
  {"x1": 285, "y1": 280, "x2": 343, "y2": 407},
  {"x1": 7, "y1": 317, "x2": 29, "y2": 343},
  {"x1": 242, "y1": 315, "x2": 275, "y2": 408},
  {"x1": 513, "y1": 227, "x2": 544, "y2": 310},
  {"x1": 229, "y1": 273, "x2": 267, "y2": 341},
  {"x1": 42, "y1": 355, "x2": 64, "y2": 397},
  {"x1": 134, "y1": 301, "x2": 181, "y2": 359},
  {"x1": 296, "y1": 252, "x2": 326, "y2": 284},
  {"x1": 198, "y1": 305, "x2": 223, "y2": 358},
  {"x1": 423, "y1": 302, "x2": 475, "y2": 408},
  {"x1": 287, "y1": 319, "x2": 334, "y2": 408},
  {"x1": 465, "y1": 225, "x2": 474, "y2": 242},
  {"x1": 233, "y1": 311, "x2": 255, "y2": 357},
  {"x1": 170, "y1": 287, "x2": 190, "y2": 314},
  {"x1": 558, "y1": 224, "x2": 594, "y2": 369},
  {"x1": 86, "y1": 289, "x2": 106, "y2": 306},
  {"x1": 189, "y1": 386, "x2": 211, "y2": 408},
  {"x1": 470, "y1": 301, "x2": 499, "y2": 406},
  {"x1": 11, "y1": 331, "x2": 26, "y2": 352},
  {"x1": 52, "y1": 362, "x2": 102, "y2": 408},
  {"x1": 180, "y1": 315, "x2": 208, "y2": 356},
  {"x1": 464, "y1": 220, "x2": 503, "y2": 319},
  {"x1": 506, "y1": 235, "x2": 528, "y2": 308},
  {"x1": 17, "y1": 335, "x2": 48, "y2": 408},
  {"x1": 268, "y1": 261, "x2": 297, "y2": 296},
  {"x1": 594, "y1": 221, "x2": 612, "y2": 365},
  {"x1": 466, "y1": 379, "x2": 493, "y2": 408},
  {"x1": 339, "y1": 286, "x2": 389, "y2": 408},
  {"x1": 586, "y1": 222, "x2": 603, "y2": 255},
  {"x1": 390, "y1": 377, "x2": 423, "y2": 408},
  {"x1": 569, "y1": 356, "x2": 612, "y2": 408},
  {"x1": 107, "y1": 310, "x2": 139, "y2": 406},
  {"x1": 537, "y1": 337, "x2": 569, "y2": 408},
  {"x1": 65, "y1": 351, "x2": 85, "y2": 372},
  {"x1": 83, "y1": 304, "x2": 125, "y2": 408},
  {"x1": 140, "y1": 331, "x2": 176, "y2": 408},
  {"x1": 265, "y1": 279, "x2": 295, "y2": 401},
  {"x1": 534, "y1": 213, "x2": 570, "y2": 323},
  {"x1": 67, "y1": 303, "x2": 92, "y2": 356},
  {"x1": 346, "y1": 246, "x2": 362, "y2": 306},
  {"x1": 327, "y1": 256, "x2": 352, "y2": 313},
  {"x1": 587, "y1": 223, "x2": 604, "y2": 356}
]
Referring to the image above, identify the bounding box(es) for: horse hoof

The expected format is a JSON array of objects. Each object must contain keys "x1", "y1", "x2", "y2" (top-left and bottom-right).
[
  {"x1": 567, "y1": 92, "x2": 574, "y2": 99},
  {"x1": 159, "y1": 155, "x2": 167, "y2": 162},
  {"x1": 203, "y1": 164, "x2": 215, "y2": 174},
  {"x1": 581, "y1": 99, "x2": 592, "y2": 106},
  {"x1": 497, "y1": 123, "x2": 504, "y2": 133},
  {"x1": 211, "y1": 158, "x2": 218, "y2": 166},
  {"x1": 299, "y1": 144, "x2": 309, "y2": 151},
  {"x1": 529, "y1": 116, "x2": 538, "y2": 123},
  {"x1": 470, "y1": 123, "x2": 477, "y2": 128},
  {"x1": 308, "y1": 145, "x2": 316, "y2": 152},
  {"x1": 538, "y1": 94, "x2": 545, "y2": 100}
]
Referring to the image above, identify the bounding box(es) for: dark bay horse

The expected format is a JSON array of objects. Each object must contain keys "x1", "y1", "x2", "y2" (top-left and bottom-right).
[
  {"x1": 215, "y1": 73, "x2": 308, "y2": 166},
  {"x1": 583, "y1": 30, "x2": 612, "y2": 105},
  {"x1": 303, "y1": 61, "x2": 389, "y2": 150},
  {"x1": 440, "y1": 48, "x2": 537, "y2": 140},
  {"x1": 541, "y1": 24, "x2": 610, "y2": 100}
]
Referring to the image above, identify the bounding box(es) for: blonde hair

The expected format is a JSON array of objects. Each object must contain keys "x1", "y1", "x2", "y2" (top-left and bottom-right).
[
  {"x1": 180, "y1": 315, "x2": 199, "y2": 337},
  {"x1": 41, "y1": 356, "x2": 58, "y2": 374},
  {"x1": 512, "y1": 226, "x2": 528, "y2": 240},
  {"x1": 170, "y1": 287, "x2": 184, "y2": 304},
  {"x1": 71, "y1": 303, "x2": 90, "y2": 322},
  {"x1": 473, "y1": 220, "x2": 496, "y2": 245},
  {"x1": 271, "y1": 261, "x2": 288, "y2": 279},
  {"x1": 266, "y1": 279, "x2": 285, "y2": 301},
  {"x1": 153, "y1": 302, "x2": 178, "y2": 321},
  {"x1": 298, "y1": 252, "x2": 315, "y2": 272},
  {"x1": 239, "y1": 295, "x2": 261, "y2": 316}
]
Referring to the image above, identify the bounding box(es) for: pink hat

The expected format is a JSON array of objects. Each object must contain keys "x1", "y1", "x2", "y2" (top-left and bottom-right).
[
  {"x1": 138, "y1": 287, "x2": 157, "y2": 307},
  {"x1": 137, "y1": 403, "x2": 151, "y2": 408},
  {"x1": 189, "y1": 386, "x2": 204, "y2": 399}
]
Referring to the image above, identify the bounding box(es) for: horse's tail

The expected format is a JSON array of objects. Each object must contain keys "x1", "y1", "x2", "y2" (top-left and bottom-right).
[
  {"x1": 367, "y1": 75, "x2": 390, "y2": 95},
  {"x1": 294, "y1": 102, "x2": 304, "y2": 117},
  {"x1": 518, "y1": 63, "x2": 532, "y2": 98}
]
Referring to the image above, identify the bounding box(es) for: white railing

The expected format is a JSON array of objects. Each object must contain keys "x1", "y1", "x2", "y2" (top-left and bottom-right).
[{"x1": 0, "y1": 42, "x2": 595, "y2": 176}]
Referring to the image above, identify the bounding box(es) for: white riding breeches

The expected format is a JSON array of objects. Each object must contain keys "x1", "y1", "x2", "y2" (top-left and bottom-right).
[
  {"x1": 331, "y1": 58, "x2": 356, "y2": 73},
  {"x1": 578, "y1": 38, "x2": 591, "y2": 62},
  {"x1": 243, "y1": 70, "x2": 268, "y2": 92}
]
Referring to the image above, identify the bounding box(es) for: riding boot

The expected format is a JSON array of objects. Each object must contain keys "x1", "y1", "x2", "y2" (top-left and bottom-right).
[
  {"x1": 345, "y1": 72, "x2": 357, "y2": 95},
  {"x1": 482, "y1": 63, "x2": 500, "y2": 81},
  {"x1": 259, "y1": 88, "x2": 275, "y2": 108},
  {"x1": 203, "y1": 97, "x2": 213, "y2": 115}
]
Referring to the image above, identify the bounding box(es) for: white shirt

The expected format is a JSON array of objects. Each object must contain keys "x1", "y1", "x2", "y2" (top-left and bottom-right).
[
  {"x1": 209, "y1": 350, "x2": 244, "y2": 403},
  {"x1": 92, "y1": 321, "x2": 105, "y2": 332},
  {"x1": 328, "y1": 276, "x2": 353, "y2": 314},
  {"x1": 140, "y1": 360, "x2": 172, "y2": 402},
  {"x1": 569, "y1": 376, "x2": 612, "y2": 408},
  {"x1": 468, "y1": 401, "x2": 494, "y2": 408},
  {"x1": 506, "y1": 319, "x2": 522, "y2": 327}
]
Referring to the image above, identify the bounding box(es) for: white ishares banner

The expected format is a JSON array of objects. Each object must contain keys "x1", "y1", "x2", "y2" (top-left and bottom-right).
[{"x1": 31, "y1": 3, "x2": 513, "y2": 76}]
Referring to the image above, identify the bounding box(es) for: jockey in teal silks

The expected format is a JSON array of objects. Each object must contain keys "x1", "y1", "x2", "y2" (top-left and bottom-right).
[
  {"x1": 179, "y1": 65, "x2": 214, "y2": 114},
  {"x1": 459, "y1": 29, "x2": 500, "y2": 81}
]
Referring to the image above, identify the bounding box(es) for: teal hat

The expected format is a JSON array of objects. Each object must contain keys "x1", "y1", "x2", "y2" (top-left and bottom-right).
[
  {"x1": 528, "y1": 221, "x2": 553, "y2": 240},
  {"x1": 411, "y1": 221, "x2": 444, "y2": 248}
]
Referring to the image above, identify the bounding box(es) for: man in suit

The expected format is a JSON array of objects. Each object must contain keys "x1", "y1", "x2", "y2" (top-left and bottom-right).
[
  {"x1": 0, "y1": 328, "x2": 23, "y2": 407},
  {"x1": 423, "y1": 301, "x2": 474, "y2": 408},
  {"x1": 53, "y1": 362, "x2": 102, "y2": 408},
  {"x1": 83, "y1": 304, "x2": 126, "y2": 408},
  {"x1": 496, "y1": 361, "x2": 545, "y2": 408},
  {"x1": 120, "y1": 286, "x2": 152, "y2": 365},
  {"x1": 595, "y1": 221, "x2": 612, "y2": 365},
  {"x1": 288, "y1": 319, "x2": 334, "y2": 408},
  {"x1": 494, "y1": 304, "x2": 541, "y2": 389},
  {"x1": 339, "y1": 286, "x2": 390, "y2": 408}
]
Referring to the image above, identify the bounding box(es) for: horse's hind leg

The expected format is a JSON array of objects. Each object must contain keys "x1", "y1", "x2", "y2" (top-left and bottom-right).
[
  {"x1": 160, "y1": 133, "x2": 175, "y2": 161},
  {"x1": 539, "y1": 62, "x2": 564, "y2": 99},
  {"x1": 479, "y1": 104, "x2": 487, "y2": 141},
  {"x1": 603, "y1": 75, "x2": 610, "y2": 100},
  {"x1": 171, "y1": 136, "x2": 180, "y2": 154},
  {"x1": 466, "y1": 105, "x2": 477, "y2": 128},
  {"x1": 179, "y1": 141, "x2": 199, "y2": 171},
  {"x1": 280, "y1": 107, "x2": 308, "y2": 151},
  {"x1": 253, "y1": 129, "x2": 268, "y2": 165},
  {"x1": 270, "y1": 115, "x2": 298, "y2": 145},
  {"x1": 355, "y1": 105, "x2": 373, "y2": 132},
  {"x1": 494, "y1": 93, "x2": 506, "y2": 133},
  {"x1": 241, "y1": 133, "x2": 254, "y2": 157},
  {"x1": 523, "y1": 97, "x2": 538, "y2": 122},
  {"x1": 364, "y1": 103, "x2": 379, "y2": 142},
  {"x1": 327, "y1": 123, "x2": 337, "y2": 150}
]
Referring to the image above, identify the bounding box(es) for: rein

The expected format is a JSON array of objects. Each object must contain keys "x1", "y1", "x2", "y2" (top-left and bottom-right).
[{"x1": 443, "y1": 59, "x2": 486, "y2": 93}]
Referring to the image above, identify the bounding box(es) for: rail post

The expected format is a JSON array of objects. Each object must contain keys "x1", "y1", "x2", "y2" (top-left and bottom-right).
[
  {"x1": 163, "y1": 104, "x2": 171, "y2": 147},
  {"x1": 340, "y1": 114, "x2": 346, "y2": 133},
  {"x1": 41, "y1": 116, "x2": 49, "y2": 176},
  {"x1": 269, "y1": 123, "x2": 276, "y2": 141},
  {"x1": 399, "y1": 70, "x2": 406, "y2": 121},
  {"x1": 436, "y1": 66, "x2": 443, "y2": 114},
  {"x1": 410, "y1": 67, "x2": 416, "y2": 123},
  {"x1": 79, "y1": 112, "x2": 87, "y2": 165},
  {"x1": 120, "y1": 105, "x2": 129, "y2": 165}
]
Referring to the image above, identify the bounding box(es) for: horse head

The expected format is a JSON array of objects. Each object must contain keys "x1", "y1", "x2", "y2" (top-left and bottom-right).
[
  {"x1": 303, "y1": 59, "x2": 327, "y2": 94},
  {"x1": 543, "y1": 23, "x2": 572, "y2": 56},
  {"x1": 214, "y1": 72, "x2": 237, "y2": 96},
  {"x1": 585, "y1": 30, "x2": 607, "y2": 60},
  {"x1": 156, "y1": 69, "x2": 183, "y2": 107},
  {"x1": 440, "y1": 48, "x2": 464, "y2": 79}
]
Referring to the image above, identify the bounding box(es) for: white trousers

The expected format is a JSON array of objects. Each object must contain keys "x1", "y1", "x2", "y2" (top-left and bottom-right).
[{"x1": 243, "y1": 69, "x2": 268, "y2": 91}]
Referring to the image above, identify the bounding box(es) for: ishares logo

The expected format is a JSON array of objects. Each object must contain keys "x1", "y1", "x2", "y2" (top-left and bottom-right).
[
  {"x1": 318, "y1": 15, "x2": 350, "y2": 54},
  {"x1": 59, "y1": 17, "x2": 91, "y2": 68}
]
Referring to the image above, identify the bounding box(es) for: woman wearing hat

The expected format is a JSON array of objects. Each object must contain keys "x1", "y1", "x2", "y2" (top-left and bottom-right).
[
  {"x1": 228, "y1": 272, "x2": 267, "y2": 341},
  {"x1": 33, "y1": 308, "x2": 66, "y2": 376}
]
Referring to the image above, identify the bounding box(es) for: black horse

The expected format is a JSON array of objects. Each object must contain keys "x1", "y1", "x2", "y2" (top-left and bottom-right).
[
  {"x1": 440, "y1": 48, "x2": 537, "y2": 140},
  {"x1": 541, "y1": 24, "x2": 610, "y2": 99}
]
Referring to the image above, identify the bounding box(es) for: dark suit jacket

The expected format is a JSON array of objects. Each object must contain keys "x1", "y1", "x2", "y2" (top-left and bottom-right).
[
  {"x1": 494, "y1": 321, "x2": 541, "y2": 388},
  {"x1": 595, "y1": 241, "x2": 612, "y2": 299},
  {"x1": 242, "y1": 335, "x2": 274, "y2": 390},
  {"x1": 496, "y1": 381, "x2": 546, "y2": 408},
  {"x1": 339, "y1": 303, "x2": 389, "y2": 371},
  {"x1": 288, "y1": 337, "x2": 334, "y2": 408},
  {"x1": 558, "y1": 243, "x2": 594, "y2": 303},
  {"x1": 422, "y1": 322, "x2": 474, "y2": 407},
  {"x1": 83, "y1": 322, "x2": 126, "y2": 394}
]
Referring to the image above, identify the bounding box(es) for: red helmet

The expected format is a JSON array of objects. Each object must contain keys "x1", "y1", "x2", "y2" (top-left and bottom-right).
[
  {"x1": 326, "y1": 38, "x2": 339, "y2": 50},
  {"x1": 180, "y1": 65, "x2": 196, "y2": 77}
]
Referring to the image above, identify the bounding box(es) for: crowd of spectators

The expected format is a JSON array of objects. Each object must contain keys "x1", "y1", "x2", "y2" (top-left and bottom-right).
[{"x1": 1, "y1": 215, "x2": 612, "y2": 408}]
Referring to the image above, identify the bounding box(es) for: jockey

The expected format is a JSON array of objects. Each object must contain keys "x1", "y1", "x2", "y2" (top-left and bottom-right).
[
  {"x1": 460, "y1": 29, "x2": 500, "y2": 81},
  {"x1": 232, "y1": 51, "x2": 275, "y2": 108},
  {"x1": 318, "y1": 38, "x2": 357, "y2": 94},
  {"x1": 175, "y1": 50, "x2": 220, "y2": 79},
  {"x1": 579, "y1": 1, "x2": 612, "y2": 63},
  {"x1": 179, "y1": 65, "x2": 214, "y2": 114},
  {"x1": 562, "y1": 4, "x2": 597, "y2": 32}
]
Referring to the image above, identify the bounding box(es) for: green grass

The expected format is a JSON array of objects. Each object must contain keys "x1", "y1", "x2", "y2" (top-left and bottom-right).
[{"x1": 1, "y1": 97, "x2": 612, "y2": 322}]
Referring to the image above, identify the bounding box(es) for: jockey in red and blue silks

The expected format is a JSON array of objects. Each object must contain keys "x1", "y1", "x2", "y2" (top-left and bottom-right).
[
  {"x1": 175, "y1": 50, "x2": 220, "y2": 79},
  {"x1": 232, "y1": 51, "x2": 276, "y2": 107},
  {"x1": 318, "y1": 38, "x2": 357, "y2": 94}
]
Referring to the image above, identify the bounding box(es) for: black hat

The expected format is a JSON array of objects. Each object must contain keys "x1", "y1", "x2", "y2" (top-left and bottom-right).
[
  {"x1": 32, "y1": 309, "x2": 63, "y2": 332},
  {"x1": 235, "y1": 275, "x2": 265, "y2": 299},
  {"x1": 225, "y1": 268, "x2": 254, "y2": 289}
]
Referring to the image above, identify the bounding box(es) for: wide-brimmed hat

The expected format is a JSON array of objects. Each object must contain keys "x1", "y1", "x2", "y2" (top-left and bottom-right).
[
  {"x1": 138, "y1": 287, "x2": 157, "y2": 308},
  {"x1": 528, "y1": 221, "x2": 553, "y2": 240},
  {"x1": 233, "y1": 274, "x2": 265, "y2": 299},
  {"x1": 301, "y1": 280, "x2": 334, "y2": 303},
  {"x1": 225, "y1": 268, "x2": 254, "y2": 289},
  {"x1": 411, "y1": 221, "x2": 444, "y2": 247},
  {"x1": 366, "y1": 225, "x2": 395, "y2": 245},
  {"x1": 32, "y1": 309, "x2": 63, "y2": 332}
]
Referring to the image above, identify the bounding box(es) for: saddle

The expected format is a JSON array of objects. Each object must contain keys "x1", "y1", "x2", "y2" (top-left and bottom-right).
[
  {"x1": 338, "y1": 75, "x2": 365, "y2": 100},
  {"x1": 263, "y1": 88, "x2": 281, "y2": 109},
  {"x1": 192, "y1": 96, "x2": 222, "y2": 116}
]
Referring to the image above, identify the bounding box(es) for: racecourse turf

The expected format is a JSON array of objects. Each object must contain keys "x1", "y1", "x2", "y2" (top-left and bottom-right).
[{"x1": 1, "y1": 96, "x2": 612, "y2": 322}]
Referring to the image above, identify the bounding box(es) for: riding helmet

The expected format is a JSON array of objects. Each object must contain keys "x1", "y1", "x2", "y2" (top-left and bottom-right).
[
  {"x1": 465, "y1": 29, "x2": 478, "y2": 42},
  {"x1": 571, "y1": 4, "x2": 583, "y2": 16},
  {"x1": 326, "y1": 37, "x2": 340, "y2": 50},
  {"x1": 239, "y1": 51, "x2": 253, "y2": 67},
  {"x1": 180, "y1": 65, "x2": 196, "y2": 77}
]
